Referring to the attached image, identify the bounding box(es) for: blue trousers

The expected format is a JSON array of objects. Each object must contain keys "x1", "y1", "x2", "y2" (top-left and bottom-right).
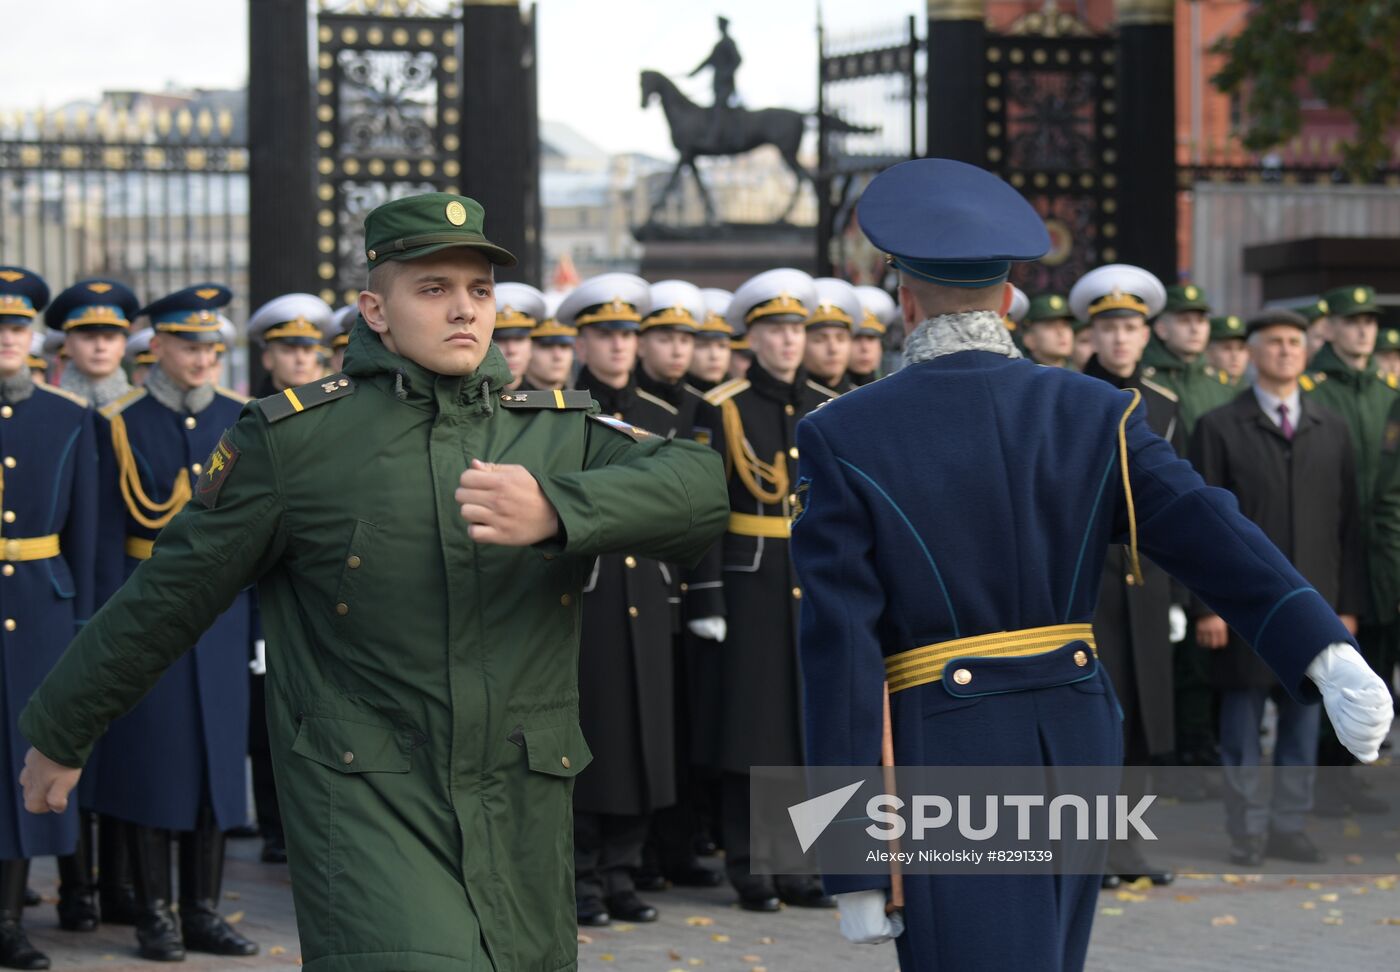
[{"x1": 1218, "y1": 686, "x2": 1320, "y2": 838}]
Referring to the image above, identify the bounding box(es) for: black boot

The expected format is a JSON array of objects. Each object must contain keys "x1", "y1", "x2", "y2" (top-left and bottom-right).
[
  {"x1": 97, "y1": 816, "x2": 140, "y2": 926},
  {"x1": 0, "y1": 860, "x2": 50, "y2": 970},
  {"x1": 177, "y1": 809, "x2": 257, "y2": 957},
  {"x1": 130, "y1": 826, "x2": 184, "y2": 962},
  {"x1": 56, "y1": 812, "x2": 99, "y2": 932}
]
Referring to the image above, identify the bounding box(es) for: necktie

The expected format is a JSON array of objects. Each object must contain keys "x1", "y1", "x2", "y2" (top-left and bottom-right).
[{"x1": 1278, "y1": 402, "x2": 1294, "y2": 441}]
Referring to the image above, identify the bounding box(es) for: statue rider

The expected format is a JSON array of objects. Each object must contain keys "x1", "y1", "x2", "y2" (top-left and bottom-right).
[{"x1": 689, "y1": 16, "x2": 741, "y2": 148}]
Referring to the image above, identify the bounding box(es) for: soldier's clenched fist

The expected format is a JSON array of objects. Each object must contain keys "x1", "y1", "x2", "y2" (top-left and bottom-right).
[
  {"x1": 457, "y1": 459, "x2": 561, "y2": 546},
  {"x1": 19, "y1": 747, "x2": 80, "y2": 815}
]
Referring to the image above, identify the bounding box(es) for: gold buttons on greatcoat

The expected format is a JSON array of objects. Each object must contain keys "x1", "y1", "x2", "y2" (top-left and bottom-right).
[
  {"x1": 784, "y1": 404, "x2": 795, "y2": 416},
  {"x1": 1, "y1": 406, "x2": 12, "y2": 419},
  {"x1": 1, "y1": 565, "x2": 12, "y2": 577},
  {"x1": 791, "y1": 587, "x2": 802, "y2": 600},
  {"x1": 342, "y1": 751, "x2": 354, "y2": 765},
  {"x1": 3, "y1": 619, "x2": 15, "y2": 632},
  {"x1": 624, "y1": 556, "x2": 637, "y2": 568},
  {"x1": 628, "y1": 606, "x2": 639, "y2": 618},
  {"x1": 952, "y1": 668, "x2": 972, "y2": 685},
  {"x1": 789, "y1": 447, "x2": 799, "y2": 459},
  {"x1": 3, "y1": 458, "x2": 14, "y2": 469},
  {"x1": 347, "y1": 555, "x2": 362, "y2": 569},
  {"x1": 335, "y1": 602, "x2": 349, "y2": 616},
  {"x1": 184, "y1": 417, "x2": 197, "y2": 430},
  {"x1": 3, "y1": 511, "x2": 14, "y2": 524},
  {"x1": 561, "y1": 756, "x2": 571, "y2": 769},
  {"x1": 1073, "y1": 650, "x2": 1088, "y2": 667},
  {"x1": 191, "y1": 463, "x2": 202, "y2": 475},
  {"x1": 560, "y1": 594, "x2": 572, "y2": 607}
]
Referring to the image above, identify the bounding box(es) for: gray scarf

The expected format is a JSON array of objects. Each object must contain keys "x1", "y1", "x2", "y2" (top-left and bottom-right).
[
  {"x1": 60, "y1": 367, "x2": 131, "y2": 409},
  {"x1": 902, "y1": 310, "x2": 1022, "y2": 366},
  {"x1": 145, "y1": 364, "x2": 215, "y2": 415},
  {"x1": 0, "y1": 369, "x2": 34, "y2": 404}
]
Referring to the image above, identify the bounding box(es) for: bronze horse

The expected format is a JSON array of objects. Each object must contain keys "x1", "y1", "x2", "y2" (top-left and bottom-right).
[{"x1": 640, "y1": 69, "x2": 875, "y2": 224}]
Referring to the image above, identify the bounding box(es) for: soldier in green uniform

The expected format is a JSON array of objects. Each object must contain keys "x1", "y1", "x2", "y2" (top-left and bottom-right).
[
  {"x1": 1020, "y1": 293, "x2": 1075, "y2": 368},
  {"x1": 1139, "y1": 283, "x2": 1237, "y2": 439},
  {"x1": 1206, "y1": 314, "x2": 1249, "y2": 386},
  {"x1": 1373, "y1": 325, "x2": 1400, "y2": 383},
  {"x1": 1302, "y1": 284, "x2": 1397, "y2": 813},
  {"x1": 1294, "y1": 296, "x2": 1330, "y2": 362},
  {"x1": 17, "y1": 192, "x2": 728, "y2": 972}
]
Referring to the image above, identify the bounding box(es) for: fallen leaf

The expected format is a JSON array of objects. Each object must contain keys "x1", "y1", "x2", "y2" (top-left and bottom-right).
[
  {"x1": 1301, "y1": 902, "x2": 1316, "y2": 910},
  {"x1": 1320, "y1": 893, "x2": 1340, "y2": 902},
  {"x1": 1354, "y1": 887, "x2": 1370, "y2": 895},
  {"x1": 612, "y1": 923, "x2": 635, "y2": 933},
  {"x1": 1115, "y1": 891, "x2": 1148, "y2": 903},
  {"x1": 269, "y1": 946, "x2": 287, "y2": 956},
  {"x1": 1343, "y1": 822, "x2": 1362, "y2": 838},
  {"x1": 225, "y1": 891, "x2": 242, "y2": 900},
  {"x1": 1323, "y1": 916, "x2": 1344, "y2": 925},
  {"x1": 688, "y1": 961, "x2": 704, "y2": 968},
  {"x1": 1211, "y1": 914, "x2": 1238, "y2": 927},
  {"x1": 742, "y1": 957, "x2": 762, "y2": 963},
  {"x1": 668, "y1": 950, "x2": 682, "y2": 961},
  {"x1": 577, "y1": 934, "x2": 593, "y2": 945},
  {"x1": 1376, "y1": 877, "x2": 1398, "y2": 890},
  {"x1": 758, "y1": 937, "x2": 774, "y2": 945},
  {"x1": 225, "y1": 911, "x2": 245, "y2": 924},
  {"x1": 1174, "y1": 894, "x2": 1198, "y2": 903},
  {"x1": 1128, "y1": 876, "x2": 1153, "y2": 891},
  {"x1": 599, "y1": 955, "x2": 614, "y2": 963},
  {"x1": 1378, "y1": 918, "x2": 1400, "y2": 925},
  {"x1": 1307, "y1": 881, "x2": 1325, "y2": 890},
  {"x1": 686, "y1": 916, "x2": 714, "y2": 927},
  {"x1": 711, "y1": 933, "x2": 730, "y2": 943},
  {"x1": 1221, "y1": 874, "x2": 1243, "y2": 884},
  {"x1": 1100, "y1": 907, "x2": 1124, "y2": 916}
]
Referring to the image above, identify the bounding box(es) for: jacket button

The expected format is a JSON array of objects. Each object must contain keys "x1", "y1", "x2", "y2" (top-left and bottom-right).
[
  {"x1": 791, "y1": 587, "x2": 802, "y2": 600},
  {"x1": 952, "y1": 668, "x2": 972, "y2": 685},
  {"x1": 335, "y1": 602, "x2": 349, "y2": 616},
  {"x1": 2, "y1": 458, "x2": 14, "y2": 469},
  {"x1": 3, "y1": 619, "x2": 15, "y2": 632},
  {"x1": 191, "y1": 463, "x2": 203, "y2": 476},
  {"x1": 787, "y1": 493, "x2": 798, "y2": 505},
  {"x1": 347, "y1": 555, "x2": 362, "y2": 569},
  {"x1": 784, "y1": 404, "x2": 795, "y2": 416},
  {"x1": 561, "y1": 756, "x2": 571, "y2": 769},
  {"x1": 560, "y1": 594, "x2": 572, "y2": 607},
  {"x1": 2, "y1": 512, "x2": 13, "y2": 524},
  {"x1": 1124, "y1": 574, "x2": 1136, "y2": 586},
  {"x1": 628, "y1": 606, "x2": 639, "y2": 618},
  {"x1": 1, "y1": 565, "x2": 12, "y2": 577},
  {"x1": 341, "y1": 751, "x2": 354, "y2": 765},
  {"x1": 624, "y1": 556, "x2": 637, "y2": 568},
  {"x1": 0, "y1": 406, "x2": 11, "y2": 419},
  {"x1": 1073, "y1": 650, "x2": 1088, "y2": 667},
  {"x1": 789, "y1": 447, "x2": 799, "y2": 459},
  {"x1": 184, "y1": 416, "x2": 197, "y2": 430}
]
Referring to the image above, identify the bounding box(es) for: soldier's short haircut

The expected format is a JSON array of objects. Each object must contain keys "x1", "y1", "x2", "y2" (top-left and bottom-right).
[
  {"x1": 898, "y1": 274, "x2": 1005, "y2": 318},
  {"x1": 367, "y1": 260, "x2": 404, "y2": 296}
]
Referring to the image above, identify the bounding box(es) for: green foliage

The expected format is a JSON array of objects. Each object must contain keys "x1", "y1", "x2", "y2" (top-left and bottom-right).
[{"x1": 1211, "y1": 0, "x2": 1400, "y2": 177}]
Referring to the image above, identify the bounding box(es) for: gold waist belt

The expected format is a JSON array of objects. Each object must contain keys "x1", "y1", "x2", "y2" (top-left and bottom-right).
[
  {"x1": 125, "y1": 537, "x2": 155, "y2": 560},
  {"x1": 727, "y1": 512, "x2": 791, "y2": 539},
  {"x1": 0, "y1": 535, "x2": 61, "y2": 562},
  {"x1": 885, "y1": 623, "x2": 1096, "y2": 694}
]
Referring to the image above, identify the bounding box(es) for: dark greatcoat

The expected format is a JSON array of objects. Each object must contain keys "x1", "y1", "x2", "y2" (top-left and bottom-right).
[
  {"x1": 1083, "y1": 356, "x2": 1183, "y2": 757},
  {"x1": 701, "y1": 363, "x2": 837, "y2": 773},
  {"x1": 0, "y1": 381, "x2": 97, "y2": 860},
  {"x1": 1191, "y1": 389, "x2": 1365, "y2": 690}
]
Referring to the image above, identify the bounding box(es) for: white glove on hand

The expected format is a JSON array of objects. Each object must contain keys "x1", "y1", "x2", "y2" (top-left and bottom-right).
[
  {"x1": 249, "y1": 639, "x2": 267, "y2": 676},
  {"x1": 835, "y1": 890, "x2": 904, "y2": 945},
  {"x1": 1168, "y1": 605, "x2": 1187, "y2": 644},
  {"x1": 1307, "y1": 642, "x2": 1394, "y2": 762},
  {"x1": 688, "y1": 617, "x2": 727, "y2": 642}
]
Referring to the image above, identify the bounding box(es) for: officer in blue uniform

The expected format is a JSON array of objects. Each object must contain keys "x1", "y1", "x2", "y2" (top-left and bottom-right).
[
  {"x1": 87, "y1": 285, "x2": 258, "y2": 961},
  {"x1": 0, "y1": 266, "x2": 99, "y2": 969},
  {"x1": 790, "y1": 159, "x2": 1394, "y2": 972}
]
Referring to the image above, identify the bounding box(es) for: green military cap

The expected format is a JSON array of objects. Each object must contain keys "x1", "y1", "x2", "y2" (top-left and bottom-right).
[
  {"x1": 1292, "y1": 297, "x2": 1329, "y2": 322},
  {"x1": 1209, "y1": 314, "x2": 1246, "y2": 342},
  {"x1": 1025, "y1": 293, "x2": 1073, "y2": 323},
  {"x1": 1378, "y1": 326, "x2": 1400, "y2": 353},
  {"x1": 364, "y1": 192, "x2": 516, "y2": 270},
  {"x1": 1322, "y1": 284, "x2": 1379, "y2": 318},
  {"x1": 1162, "y1": 283, "x2": 1210, "y2": 315}
]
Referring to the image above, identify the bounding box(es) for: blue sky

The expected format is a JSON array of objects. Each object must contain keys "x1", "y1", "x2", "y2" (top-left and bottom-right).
[{"x1": 6, "y1": 0, "x2": 920, "y2": 158}]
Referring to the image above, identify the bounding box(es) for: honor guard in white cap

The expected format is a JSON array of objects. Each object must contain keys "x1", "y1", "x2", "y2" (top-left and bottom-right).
[
  {"x1": 28, "y1": 330, "x2": 51, "y2": 381},
  {"x1": 125, "y1": 328, "x2": 156, "y2": 386},
  {"x1": 689, "y1": 288, "x2": 734, "y2": 393},
  {"x1": 323, "y1": 306, "x2": 357, "y2": 374},
  {"x1": 493, "y1": 282, "x2": 546, "y2": 392},
  {"x1": 702, "y1": 266, "x2": 838, "y2": 911},
  {"x1": 849, "y1": 285, "x2": 896, "y2": 386},
  {"x1": 247, "y1": 293, "x2": 333, "y2": 396},
  {"x1": 1006, "y1": 284, "x2": 1030, "y2": 336},
  {"x1": 804, "y1": 277, "x2": 863, "y2": 395},
  {"x1": 565, "y1": 269, "x2": 696, "y2": 928}
]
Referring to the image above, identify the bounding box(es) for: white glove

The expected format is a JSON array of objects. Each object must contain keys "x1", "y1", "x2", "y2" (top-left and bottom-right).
[
  {"x1": 249, "y1": 639, "x2": 267, "y2": 676},
  {"x1": 688, "y1": 617, "x2": 727, "y2": 642},
  {"x1": 835, "y1": 889, "x2": 904, "y2": 945},
  {"x1": 1307, "y1": 642, "x2": 1394, "y2": 762},
  {"x1": 1168, "y1": 605, "x2": 1187, "y2": 644}
]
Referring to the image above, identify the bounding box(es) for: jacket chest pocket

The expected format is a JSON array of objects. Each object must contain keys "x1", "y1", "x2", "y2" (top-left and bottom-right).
[{"x1": 331, "y1": 519, "x2": 378, "y2": 633}]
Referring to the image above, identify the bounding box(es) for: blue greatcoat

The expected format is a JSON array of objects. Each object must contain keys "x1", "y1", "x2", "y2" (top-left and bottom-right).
[
  {"x1": 85, "y1": 385, "x2": 253, "y2": 832},
  {"x1": 792, "y1": 351, "x2": 1351, "y2": 972},
  {"x1": 0, "y1": 382, "x2": 97, "y2": 859}
]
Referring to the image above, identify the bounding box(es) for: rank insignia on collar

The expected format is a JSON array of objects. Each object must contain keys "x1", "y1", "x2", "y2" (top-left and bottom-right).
[{"x1": 194, "y1": 433, "x2": 240, "y2": 508}]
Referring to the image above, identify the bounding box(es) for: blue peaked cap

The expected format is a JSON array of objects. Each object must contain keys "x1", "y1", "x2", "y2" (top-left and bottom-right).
[{"x1": 857, "y1": 159, "x2": 1050, "y2": 288}]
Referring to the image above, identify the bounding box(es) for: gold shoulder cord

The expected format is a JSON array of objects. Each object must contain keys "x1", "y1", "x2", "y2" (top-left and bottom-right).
[
  {"x1": 109, "y1": 413, "x2": 192, "y2": 530},
  {"x1": 1118, "y1": 388, "x2": 1143, "y2": 583},
  {"x1": 720, "y1": 398, "x2": 790, "y2": 505}
]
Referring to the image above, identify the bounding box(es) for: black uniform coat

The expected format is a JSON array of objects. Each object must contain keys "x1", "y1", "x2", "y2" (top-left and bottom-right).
[
  {"x1": 701, "y1": 364, "x2": 837, "y2": 773},
  {"x1": 1191, "y1": 389, "x2": 1365, "y2": 690},
  {"x1": 570, "y1": 368, "x2": 684, "y2": 814},
  {"x1": 1083, "y1": 356, "x2": 1183, "y2": 756}
]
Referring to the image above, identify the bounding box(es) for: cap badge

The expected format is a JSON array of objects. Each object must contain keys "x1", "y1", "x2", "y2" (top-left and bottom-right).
[
  {"x1": 1229, "y1": 316, "x2": 1241, "y2": 329},
  {"x1": 1185, "y1": 286, "x2": 1198, "y2": 300},
  {"x1": 195, "y1": 288, "x2": 221, "y2": 300},
  {"x1": 445, "y1": 201, "x2": 468, "y2": 226},
  {"x1": 0, "y1": 271, "x2": 23, "y2": 283},
  {"x1": 88, "y1": 282, "x2": 113, "y2": 294},
  {"x1": 1354, "y1": 287, "x2": 1367, "y2": 304},
  {"x1": 1318, "y1": 299, "x2": 1329, "y2": 313},
  {"x1": 1390, "y1": 330, "x2": 1398, "y2": 343},
  {"x1": 1050, "y1": 296, "x2": 1063, "y2": 309}
]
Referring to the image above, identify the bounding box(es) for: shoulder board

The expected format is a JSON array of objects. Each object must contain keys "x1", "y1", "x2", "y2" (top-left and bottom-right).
[
  {"x1": 682, "y1": 382, "x2": 708, "y2": 401},
  {"x1": 635, "y1": 387, "x2": 680, "y2": 415},
  {"x1": 703, "y1": 377, "x2": 749, "y2": 406},
  {"x1": 99, "y1": 387, "x2": 147, "y2": 419},
  {"x1": 587, "y1": 413, "x2": 652, "y2": 440},
  {"x1": 257, "y1": 374, "x2": 356, "y2": 424},
  {"x1": 498, "y1": 388, "x2": 594, "y2": 410},
  {"x1": 806, "y1": 379, "x2": 840, "y2": 399},
  {"x1": 216, "y1": 385, "x2": 252, "y2": 405},
  {"x1": 1139, "y1": 377, "x2": 1179, "y2": 403},
  {"x1": 1383, "y1": 372, "x2": 1399, "y2": 390},
  {"x1": 36, "y1": 383, "x2": 89, "y2": 408},
  {"x1": 1205, "y1": 367, "x2": 1229, "y2": 384}
]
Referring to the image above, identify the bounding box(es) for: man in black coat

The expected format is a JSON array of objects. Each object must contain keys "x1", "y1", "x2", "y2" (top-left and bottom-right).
[
  {"x1": 1191, "y1": 309, "x2": 1365, "y2": 866},
  {"x1": 1075, "y1": 266, "x2": 1183, "y2": 887}
]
